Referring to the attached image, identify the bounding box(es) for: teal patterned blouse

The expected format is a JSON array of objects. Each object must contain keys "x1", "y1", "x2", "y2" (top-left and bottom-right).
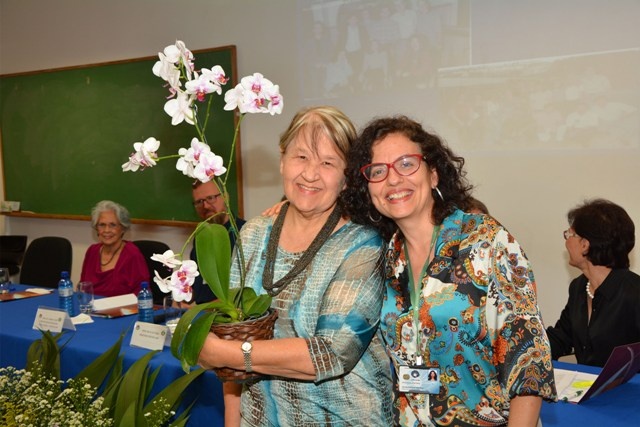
[
  {"x1": 380, "y1": 209, "x2": 557, "y2": 426},
  {"x1": 231, "y1": 215, "x2": 393, "y2": 426}
]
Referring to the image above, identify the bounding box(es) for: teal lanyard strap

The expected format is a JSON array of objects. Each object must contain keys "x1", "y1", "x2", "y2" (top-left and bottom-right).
[{"x1": 406, "y1": 225, "x2": 440, "y2": 366}]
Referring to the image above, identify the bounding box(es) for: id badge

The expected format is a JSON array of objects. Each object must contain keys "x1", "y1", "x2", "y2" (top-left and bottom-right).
[{"x1": 398, "y1": 366, "x2": 441, "y2": 394}]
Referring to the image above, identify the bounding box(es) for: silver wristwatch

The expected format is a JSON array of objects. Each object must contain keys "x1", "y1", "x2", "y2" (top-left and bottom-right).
[{"x1": 241, "y1": 341, "x2": 253, "y2": 372}]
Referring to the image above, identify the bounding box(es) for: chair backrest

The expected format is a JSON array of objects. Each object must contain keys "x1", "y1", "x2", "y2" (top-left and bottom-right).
[
  {"x1": 0, "y1": 235, "x2": 28, "y2": 276},
  {"x1": 133, "y1": 240, "x2": 173, "y2": 305},
  {"x1": 20, "y1": 236, "x2": 73, "y2": 288}
]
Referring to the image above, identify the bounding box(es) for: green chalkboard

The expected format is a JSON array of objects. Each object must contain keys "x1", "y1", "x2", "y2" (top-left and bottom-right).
[{"x1": 0, "y1": 45, "x2": 241, "y2": 223}]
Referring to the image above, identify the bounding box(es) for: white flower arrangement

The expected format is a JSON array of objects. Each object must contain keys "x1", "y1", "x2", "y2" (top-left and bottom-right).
[{"x1": 0, "y1": 365, "x2": 115, "y2": 426}]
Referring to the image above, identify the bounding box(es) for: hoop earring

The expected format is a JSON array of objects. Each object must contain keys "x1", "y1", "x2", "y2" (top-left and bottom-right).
[
  {"x1": 433, "y1": 186, "x2": 445, "y2": 202},
  {"x1": 368, "y1": 211, "x2": 382, "y2": 223}
]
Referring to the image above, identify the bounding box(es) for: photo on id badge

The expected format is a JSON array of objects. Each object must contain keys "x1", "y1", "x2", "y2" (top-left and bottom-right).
[{"x1": 398, "y1": 366, "x2": 441, "y2": 394}]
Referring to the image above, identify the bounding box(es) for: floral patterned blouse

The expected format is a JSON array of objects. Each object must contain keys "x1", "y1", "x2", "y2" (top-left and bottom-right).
[{"x1": 379, "y1": 209, "x2": 557, "y2": 426}]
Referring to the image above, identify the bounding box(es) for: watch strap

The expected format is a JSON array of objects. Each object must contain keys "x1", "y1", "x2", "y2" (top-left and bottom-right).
[{"x1": 242, "y1": 341, "x2": 253, "y2": 373}]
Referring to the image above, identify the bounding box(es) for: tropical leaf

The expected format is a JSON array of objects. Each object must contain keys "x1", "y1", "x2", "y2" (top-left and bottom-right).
[
  {"x1": 23, "y1": 330, "x2": 202, "y2": 425},
  {"x1": 143, "y1": 367, "x2": 205, "y2": 417},
  {"x1": 113, "y1": 350, "x2": 157, "y2": 424},
  {"x1": 168, "y1": 401, "x2": 197, "y2": 427},
  {"x1": 75, "y1": 332, "x2": 125, "y2": 389},
  {"x1": 26, "y1": 330, "x2": 63, "y2": 379}
]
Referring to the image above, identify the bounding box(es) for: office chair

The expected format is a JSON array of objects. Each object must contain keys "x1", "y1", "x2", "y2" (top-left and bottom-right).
[
  {"x1": 133, "y1": 240, "x2": 173, "y2": 305},
  {"x1": 0, "y1": 235, "x2": 28, "y2": 276},
  {"x1": 20, "y1": 236, "x2": 73, "y2": 288}
]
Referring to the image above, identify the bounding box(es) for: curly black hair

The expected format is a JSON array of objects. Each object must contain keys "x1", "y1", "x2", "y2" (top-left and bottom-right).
[
  {"x1": 568, "y1": 198, "x2": 635, "y2": 268},
  {"x1": 340, "y1": 115, "x2": 473, "y2": 241}
]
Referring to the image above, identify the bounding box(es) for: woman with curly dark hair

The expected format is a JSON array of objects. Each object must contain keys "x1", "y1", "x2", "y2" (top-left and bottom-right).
[
  {"x1": 547, "y1": 199, "x2": 640, "y2": 367},
  {"x1": 341, "y1": 116, "x2": 473, "y2": 241},
  {"x1": 341, "y1": 116, "x2": 557, "y2": 427}
]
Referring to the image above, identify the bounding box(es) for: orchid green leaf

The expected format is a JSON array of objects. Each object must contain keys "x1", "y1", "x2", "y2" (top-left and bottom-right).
[
  {"x1": 245, "y1": 294, "x2": 273, "y2": 318},
  {"x1": 182, "y1": 311, "x2": 216, "y2": 369},
  {"x1": 171, "y1": 300, "x2": 225, "y2": 359},
  {"x1": 195, "y1": 222, "x2": 231, "y2": 303}
]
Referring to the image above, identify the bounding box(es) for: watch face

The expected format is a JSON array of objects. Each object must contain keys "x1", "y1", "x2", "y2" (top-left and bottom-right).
[{"x1": 242, "y1": 342, "x2": 252, "y2": 352}]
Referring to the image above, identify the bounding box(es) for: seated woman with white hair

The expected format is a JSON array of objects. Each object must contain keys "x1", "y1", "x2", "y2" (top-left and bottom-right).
[{"x1": 80, "y1": 200, "x2": 149, "y2": 297}]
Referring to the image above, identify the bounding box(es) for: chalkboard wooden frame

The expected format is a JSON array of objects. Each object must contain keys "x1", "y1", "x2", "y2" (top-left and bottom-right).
[{"x1": 0, "y1": 45, "x2": 242, "y2": 226}]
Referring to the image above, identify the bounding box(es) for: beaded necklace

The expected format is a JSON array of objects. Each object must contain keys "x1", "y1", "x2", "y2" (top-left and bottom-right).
[{"x1": 262, "y1": 202, "x2": 341, "y2": 297}]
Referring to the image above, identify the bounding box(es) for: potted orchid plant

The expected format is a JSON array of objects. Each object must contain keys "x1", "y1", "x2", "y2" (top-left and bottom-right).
[{"x1": 122, "y1": 40, "x2": 283, "y2": 374}]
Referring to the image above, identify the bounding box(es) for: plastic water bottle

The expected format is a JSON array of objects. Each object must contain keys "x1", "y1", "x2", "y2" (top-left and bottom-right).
[
  {"x1": 58, "y1": 271, "x2": 74, "y2": 316},
  {"x1": 138, "y1": 281, "x2": 154, "y2": 323}
]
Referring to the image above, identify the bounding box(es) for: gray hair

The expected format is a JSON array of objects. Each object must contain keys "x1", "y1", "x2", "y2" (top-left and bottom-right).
[{"x1": 91, "y1": 200, "x2": 132, "y2": 230}]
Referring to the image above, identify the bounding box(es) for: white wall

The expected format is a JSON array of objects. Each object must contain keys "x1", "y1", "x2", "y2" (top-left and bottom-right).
[{"x1": 1, "y1": 0, "x2": 639, "y2": 326}]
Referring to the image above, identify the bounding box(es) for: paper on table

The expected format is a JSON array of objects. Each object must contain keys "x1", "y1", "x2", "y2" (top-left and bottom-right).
[
  {"x1": 92, "y1": 293, "x2": 137, "y2": 311},
  {"x1": 554, "y1": 368, "x2": 598, "y2": 402},
  {"x1": 25, "y1": 288, "x2": 53, "y2": 295},
  {"x1": 71, "y1": 313, "x2": 94, "y2": 325}
]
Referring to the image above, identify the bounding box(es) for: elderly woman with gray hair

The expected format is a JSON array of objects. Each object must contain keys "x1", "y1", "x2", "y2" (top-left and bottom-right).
[{"x1": 80, "y1": 200, "x2": 149, "y2": 297}]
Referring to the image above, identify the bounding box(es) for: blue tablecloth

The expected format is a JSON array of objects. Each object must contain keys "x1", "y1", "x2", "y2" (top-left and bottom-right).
[
  {"x1": 0, "y1": 284, "x2": 224, "y2": 426},
  {"x1": 3, "y1": 285, "x2": 638, "y2": 426},
  {"x1": 542, "y1": 361, "x2": 640, "y2": 426}
]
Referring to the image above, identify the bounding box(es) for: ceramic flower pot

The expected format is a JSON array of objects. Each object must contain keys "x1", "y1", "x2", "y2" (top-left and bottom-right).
[{"x1": 210, "y1": 308, "x2": 278, "y2": 383}]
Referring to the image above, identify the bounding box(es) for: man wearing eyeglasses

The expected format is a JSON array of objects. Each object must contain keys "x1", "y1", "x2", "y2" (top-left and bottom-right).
[{"x1": 189, "y1": 180, "x2": 246, "y2": 304}]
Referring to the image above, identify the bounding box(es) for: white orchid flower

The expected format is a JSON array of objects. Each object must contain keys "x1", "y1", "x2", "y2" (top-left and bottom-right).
[
  {"x1": 201, "y1": 66, "x2": 229, "y2": 87},
  {"x1": 181, "y1": 138, "x2": 211, "y2": 163},
  {"x1": 135, "y1": 137, "x2": 160, "y2": 165},
  {"x1": 266, "y1": 85, "x2": 284, "y2": 115},
  {"x1": 241, "y1": 72, "x2": 274, "y2": 95},
  {"x1": 164, "y1": 92, "x2": 195, "y2": 125},
  {"x1": 121, "y1": 137, "x2": 160, "y2": 172},
  {"x1": 121, "y1": 153, "x2": 142, "y2": 172},
  {"x1": 176, "y1": 138, "x2": 214, "y2": 179},
  {"x1": 153, "y1": 271, "x2": 172, "y2": 294},
  {"x1": 223, "y1": 73, "x2": 283, "y2": 115},
  {"x1": 152, "y1": 58, "x2": 181, "y2": 90},
  {"x1": 175, "y1": 40, "x2": 195, "y2": 80},
  {"x1": 169, "y1": 260, "x2": 199, "y2": 302},
  {"x1": 175, "y1": 147, "x2": 196, "y2": 178},
  {"x1": 161, "y1": 44, "x2": 182, "y2": 64},
  {"x1": 192, "y1": 151, "x2": 227, "y2": 182},
  {"x1": 185, "y1": 74, "x2": 219, "y2": 102},
  {"x1": 150, "y1": 249, "x2": 182, "y2": 269},
  {"x1": 223, "y1": 84, "x2": 245, "y2": 113}
]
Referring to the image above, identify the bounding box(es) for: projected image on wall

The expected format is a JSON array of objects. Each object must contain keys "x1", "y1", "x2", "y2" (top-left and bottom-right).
[
  {"x1": 298, "y1": 0, "x2": 469, "y2": 99},
  {"x1": 439, "y1": 49, "x2": 639, "y2": 151},
  {"x1": 296, "y1": 0, "x2": 640, "y2": 152}
]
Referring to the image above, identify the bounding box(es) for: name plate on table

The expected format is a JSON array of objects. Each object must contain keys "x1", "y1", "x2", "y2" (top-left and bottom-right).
[
  {"x1": 130, "y1": 321, "x2": 171, "y2": 351},
  {"x1": 32, "y1": 306, "x2": 76, "y2": 332}
]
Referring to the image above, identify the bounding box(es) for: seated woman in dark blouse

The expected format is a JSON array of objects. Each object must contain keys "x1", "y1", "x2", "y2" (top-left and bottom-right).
[
  {"x1": 547, "y1": 198, "x2": 640, "y2": 367},
  {"x1": 80, "y1": 200, "x2": 149, "y2": 297}
]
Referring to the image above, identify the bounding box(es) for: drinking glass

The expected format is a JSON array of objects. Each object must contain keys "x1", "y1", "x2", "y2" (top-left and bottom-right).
[
  {"x1": 77, "y1": 281, "x2": 94, "y2": 314},
  {"x1": 163, "y1": 295, "x2": 181, "y2": 334},
  {"x1": 0, "y1": 267, "x2": 10, "y2": 294}
]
